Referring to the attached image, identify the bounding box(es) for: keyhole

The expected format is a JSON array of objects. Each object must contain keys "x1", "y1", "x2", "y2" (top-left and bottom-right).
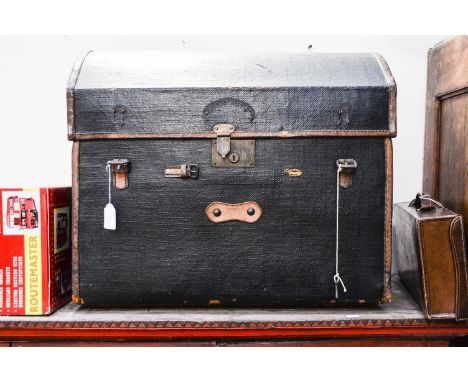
[{"x1": 229, "y1": 152, "x2": 240, "y2": 163}]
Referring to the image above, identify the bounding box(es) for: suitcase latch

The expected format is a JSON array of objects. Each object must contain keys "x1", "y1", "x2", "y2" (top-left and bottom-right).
[
  {"x1": 107, "y1": 159, "x2": 131, "y2": 189},
  {"x1": 336, "y1": 159, "x2": 357, "y2": 188},
  {"x1": 212, "y1": 124, "x2": 255, "y2": 168},
  {"x1": 214, "y1": 123, "x2": 235, "y2": 158},
  {"x1": 165, "y1": 164, "x2": 199, "y2": 179}
]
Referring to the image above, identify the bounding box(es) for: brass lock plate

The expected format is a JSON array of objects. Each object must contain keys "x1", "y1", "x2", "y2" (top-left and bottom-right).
[{"x1": 211, "y1": 140, "x2": 255, "y2": 168}]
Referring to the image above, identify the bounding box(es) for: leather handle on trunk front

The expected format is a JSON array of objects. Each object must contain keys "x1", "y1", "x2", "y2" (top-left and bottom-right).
[{"x1": 205, "y1": 202, "x2": 263, "y2": 223}]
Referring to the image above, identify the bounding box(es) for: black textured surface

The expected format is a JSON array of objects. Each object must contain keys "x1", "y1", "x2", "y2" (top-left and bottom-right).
[
  {"x1": 75, "y1": 52, "x2": 391, "y2": 89},
  {"x1": 78, "y1": 138, "x2": 386, "y2": 307},
  {"x1": 74, "y1": 87, "x2": 390, "y2": 134},
  {"x1": 72, "y1": 52, "x2": 393, "y2": 135}
]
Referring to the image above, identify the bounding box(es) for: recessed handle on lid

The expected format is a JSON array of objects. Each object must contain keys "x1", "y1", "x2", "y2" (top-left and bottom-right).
[{"x1": 205, "y1": 202, "x2": 263, "y2": 223}]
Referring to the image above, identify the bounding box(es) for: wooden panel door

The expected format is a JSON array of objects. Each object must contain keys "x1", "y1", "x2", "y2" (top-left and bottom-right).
[
  {"x1": 423, "y1": 36, "x2": 468, "y2": 229},
  {"x1": 438, "y1": 92, "x2": 468, "y2": 216}
]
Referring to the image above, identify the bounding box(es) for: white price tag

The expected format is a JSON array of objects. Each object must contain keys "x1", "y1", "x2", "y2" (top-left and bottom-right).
[{"x1": 104, "y1": 203, "x2": 116, "y2": 230}]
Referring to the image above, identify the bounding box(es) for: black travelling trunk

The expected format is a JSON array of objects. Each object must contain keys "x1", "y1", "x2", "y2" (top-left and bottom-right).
[{"x1": 68, "y1": 52, "x2": 396, "y2": 307}]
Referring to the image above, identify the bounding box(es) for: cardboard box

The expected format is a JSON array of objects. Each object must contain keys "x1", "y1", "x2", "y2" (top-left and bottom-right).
[{"x1": 0, "y1": 188, "x2": 71, "y2": 315}]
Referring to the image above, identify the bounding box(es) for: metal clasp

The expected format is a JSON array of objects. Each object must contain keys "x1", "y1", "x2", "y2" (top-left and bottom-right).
[
  {"x1": 165, "y1": 164, "x2": 199, "y2": 179},
  {"x1": 107, "y1": 159, "x2": 131, "y2": 189},
  {"x1": 336, "y1": 159, "x2": 357, "y2": 188},
  {"x1": 214, "y1": 123, "x2": 235, "y2": 158},
  {"x1": 336, "y1": 159, "x2": 357, "y2": 173}
]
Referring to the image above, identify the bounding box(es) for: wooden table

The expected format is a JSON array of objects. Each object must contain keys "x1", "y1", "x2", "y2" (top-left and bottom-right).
[{"x1": 1, "y1": 276, "x2": 468, "y2": 346}]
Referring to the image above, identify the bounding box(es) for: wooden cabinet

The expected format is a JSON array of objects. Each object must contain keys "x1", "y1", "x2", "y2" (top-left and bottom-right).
[{"x1": 423, "y1": 36, "x2": 468, "y2": 232}]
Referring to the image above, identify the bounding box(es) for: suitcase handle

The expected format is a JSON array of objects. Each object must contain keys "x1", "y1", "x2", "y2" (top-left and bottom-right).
[
  {"x1": 205, "y1": 201, "x2": 262, "y2": 223},
  {"x1": 409, "y1": 193, "x2": 444, "y2": 211}
]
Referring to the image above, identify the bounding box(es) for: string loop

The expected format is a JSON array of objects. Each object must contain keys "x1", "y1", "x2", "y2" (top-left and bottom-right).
[
  {"x1": 334, "y1": 164, "x2": 347, "y2": 299},
  {"x1": 106, "y1": 163, "x2": 112, "y2": 204}
]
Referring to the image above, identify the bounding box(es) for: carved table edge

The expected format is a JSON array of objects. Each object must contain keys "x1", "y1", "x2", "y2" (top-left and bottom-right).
[{"x1": 1, "y1": 319, "x2": 468, "y2": 341}]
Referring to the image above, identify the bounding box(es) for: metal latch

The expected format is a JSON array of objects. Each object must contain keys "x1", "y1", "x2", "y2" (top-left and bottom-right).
[
  {"x1": 107, "y1": 159, "x2": 131, "y2": 189},
  {"x1": 336, "y1": 159, "x2": 357, "y2": 188},
  {"x1": 165, "y1": 164, "x2": 199, "y2": 179},
  {"x1": 212, "y1": 140, "x2": 255, "y2": 168},
  {"x1": 214, "y1": 123, "x2": 235, "y2": 158},
  {"x1": 212, "y1": 123, "x2": 255, "y2": 168}
]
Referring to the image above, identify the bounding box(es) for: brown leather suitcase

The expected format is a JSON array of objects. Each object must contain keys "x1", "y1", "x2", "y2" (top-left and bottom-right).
[{"x1": 393, "y1": 194, "x2": 468, "y2": 320}]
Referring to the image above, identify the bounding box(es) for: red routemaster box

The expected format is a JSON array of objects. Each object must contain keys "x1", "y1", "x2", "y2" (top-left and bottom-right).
[{"x1": 0, "y1": 188, "x2": 71, "y2": 315}]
